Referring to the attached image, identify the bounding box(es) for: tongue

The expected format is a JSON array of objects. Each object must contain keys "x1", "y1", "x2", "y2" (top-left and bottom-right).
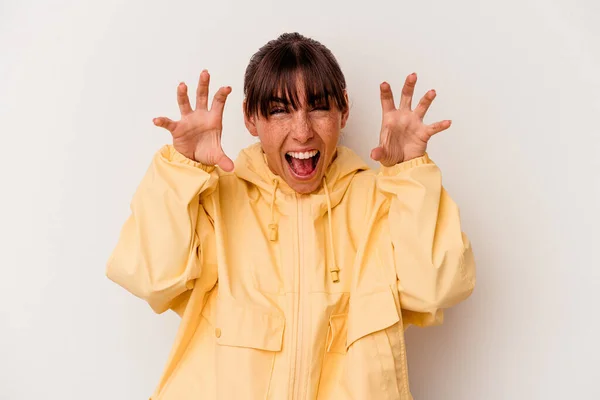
[{"x1": 290, "y1": 157, "x2": 314, "y2": 176}]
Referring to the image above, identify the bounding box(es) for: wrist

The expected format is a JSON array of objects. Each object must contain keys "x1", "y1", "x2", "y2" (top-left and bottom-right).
[
  {"x1": 165, "y1": 145, "x2": 216, "y2": 172},
  {"x1": 397, "y1": 152, "x2": 426, "y2": 165},
  {"x1": 380, "y1": 152, "x2": 432, "y2": 176}
]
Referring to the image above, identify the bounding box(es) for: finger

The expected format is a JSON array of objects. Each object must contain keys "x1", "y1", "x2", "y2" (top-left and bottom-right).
[
  {"x1": 216, "y1": 151, "x2": 234, "y2": 172},
  {"x1": 414, "y1": 89, "x2": 436, "y2": 120},
  {"x1": 210, "y1": 86, "x2": 232, "y2": 114},
  {"x1": 399, "y1": 72, "x2": 417, "y2": 110},
  {"x1": 427, "y1": 119, "x2": 452, "y2": 137},
  {"x1": 177, "y1": 82, "x2": 193, "y2": 115},
  {"x1": 380, "y1": 82, "x2": 396, "y2": 113},
  {"x1": 196, "y1": 69, "x2": 210, "y2": 110},
  {"x1": 370, "y1": 146, "x2": 385, "y2": 162},
  {"x1": 153, "y1": 117, "x2": 177, "y2": 133}
]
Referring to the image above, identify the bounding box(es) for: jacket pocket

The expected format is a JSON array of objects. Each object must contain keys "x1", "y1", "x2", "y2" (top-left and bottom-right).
[
  {"x1": 212, "y1": 296, "x2": 284, "y2": 399},
  {"x1": 324, "y1": 288, "x2": 401, "y2": 355},
  {"x1": 325, "y1": 313, "x2": 349, "y2": 354},
  {"x1": 346, "y1": 288, "x2": 401, "y2": 350},
  {"x1": 336, "y1": 288, "x2": 409, "y2": 399}
]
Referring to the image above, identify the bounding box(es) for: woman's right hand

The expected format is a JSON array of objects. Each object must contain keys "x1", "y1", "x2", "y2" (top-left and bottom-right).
[{"x1": 153, "y1": 70, "x2": 234, "y2": 171}]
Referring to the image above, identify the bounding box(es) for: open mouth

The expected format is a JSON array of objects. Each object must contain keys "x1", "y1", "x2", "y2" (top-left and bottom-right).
[{"x1": 285, "y1": 150, "x2": 321, "y2": 179}]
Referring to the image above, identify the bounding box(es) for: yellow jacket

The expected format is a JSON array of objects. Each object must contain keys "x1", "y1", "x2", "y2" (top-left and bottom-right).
[{"x1": 106, "y1": 142, "x2": 476, "y2": 399}]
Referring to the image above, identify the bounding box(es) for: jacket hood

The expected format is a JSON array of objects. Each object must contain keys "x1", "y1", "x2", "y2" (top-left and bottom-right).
[
  {"x1": 234, "y1": 142, "x2": 369, "y2": 216},
  {"x1": 234, "y1": 142, "x2": 369, "y2": 283}
]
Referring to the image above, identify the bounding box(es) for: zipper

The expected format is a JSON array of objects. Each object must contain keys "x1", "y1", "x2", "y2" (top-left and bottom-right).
[{"x1": 291, "y1": 194, "x2": 307, "y2": 399}]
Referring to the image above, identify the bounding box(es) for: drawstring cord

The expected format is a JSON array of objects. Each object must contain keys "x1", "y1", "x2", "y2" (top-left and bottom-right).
[
  {"x1": 323, "y1": 178, "x2": 340, "y2": 283},
  {"x1": 268, "y1": 176, "x2": 339, "y2": 283},
  {"x1": 269, "y1": 179, "x2": 279, "y2": 241}
]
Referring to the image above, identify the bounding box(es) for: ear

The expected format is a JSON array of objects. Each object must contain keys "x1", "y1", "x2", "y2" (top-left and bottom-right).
[
  {"x1": 340, "y1": 90, "x2": 350, "y2": 129},
  {"x1": 243, "y1": 100, "x2": 259, "y2": 137}
]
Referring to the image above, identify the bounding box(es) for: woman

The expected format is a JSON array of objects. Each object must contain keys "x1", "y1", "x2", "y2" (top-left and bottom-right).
[{"x1": 106, "y1": 32, "x2": 476, "y2": 400}]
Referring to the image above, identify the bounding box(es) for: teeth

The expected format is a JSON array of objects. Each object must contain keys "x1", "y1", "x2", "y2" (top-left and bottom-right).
[{"x1": 286, "y1": 150, "x2": 319, "y2": 159}]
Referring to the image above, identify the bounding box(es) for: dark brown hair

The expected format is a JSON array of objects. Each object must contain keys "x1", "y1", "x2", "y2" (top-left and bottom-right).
[{"x1": 243, "y1": 32, "x2": 348, "y2": 118}]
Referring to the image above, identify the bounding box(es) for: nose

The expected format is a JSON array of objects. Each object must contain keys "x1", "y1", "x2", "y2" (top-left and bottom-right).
[{"x1": 290, "y1": 112, "x2": 314, "y2": 144}]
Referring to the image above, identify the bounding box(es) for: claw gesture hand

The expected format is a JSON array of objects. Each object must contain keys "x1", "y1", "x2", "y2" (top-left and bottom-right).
[
  {"x1": 153, "y1": 70, "x2": 234, "y2": 171},
  {"x1": 371, "y1": 73, "x2": 452, "y2": 166}
]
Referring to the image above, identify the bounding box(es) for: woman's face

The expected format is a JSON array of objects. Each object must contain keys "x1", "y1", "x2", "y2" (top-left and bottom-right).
[{"x1": 245, "y1": 81, "x2": 349, "y2": 194}]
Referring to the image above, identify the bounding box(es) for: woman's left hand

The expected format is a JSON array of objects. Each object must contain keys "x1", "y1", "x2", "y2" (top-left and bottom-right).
[{"x1": 370, "y1": 73, "x2": 452, "y2": 166}]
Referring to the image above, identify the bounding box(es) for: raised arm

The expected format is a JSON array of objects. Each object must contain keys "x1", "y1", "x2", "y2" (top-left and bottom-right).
[
  {"x1": 374, "y1": 73, "x2": 476, "y2": 327},
  {"x1": 106, "y1": 70, "x2": 232, "y2": 314}
]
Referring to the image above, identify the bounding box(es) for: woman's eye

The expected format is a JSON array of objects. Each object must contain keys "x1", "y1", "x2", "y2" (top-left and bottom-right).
[
  {"x1": 269, "y1": 108, "x2": 286, "y2": 115},
  {"x1": 312, "y1": 105, "x2": 330, "y2": 111}
]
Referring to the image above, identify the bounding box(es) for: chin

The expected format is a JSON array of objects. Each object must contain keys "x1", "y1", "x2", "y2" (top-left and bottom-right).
[{"x1": 289, "y1": 179, "x2": 322, "y2": 194}]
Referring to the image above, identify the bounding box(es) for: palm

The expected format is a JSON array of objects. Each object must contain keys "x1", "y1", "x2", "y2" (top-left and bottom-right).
[
  {"x1": 153, "y1": 70, "x2": 234, "y2": 171},
  {"x1": 172, "y1": 110, "x2": 224, "y2": 166},
  {"x1": 371, "y1": 73, "x2": 452, "y2": 166}
]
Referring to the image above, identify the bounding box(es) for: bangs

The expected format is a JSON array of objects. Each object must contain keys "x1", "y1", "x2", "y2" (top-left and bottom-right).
[{"x1": 244, "y1": 40, "x2": 347, "y2": 118}]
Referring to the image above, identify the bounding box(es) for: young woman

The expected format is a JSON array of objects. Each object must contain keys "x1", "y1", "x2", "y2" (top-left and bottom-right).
[{"x1": 107, "y1": 32, "x2": 476, "y2": 400}]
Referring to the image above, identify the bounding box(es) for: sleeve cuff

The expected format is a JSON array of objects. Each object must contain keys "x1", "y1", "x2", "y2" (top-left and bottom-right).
[
  {"x1": 379, "y1": 153, "x2": 433, "y2": 176},
  {"x1": 161, "y1": 145, "x2": 216, "y2": 173}
]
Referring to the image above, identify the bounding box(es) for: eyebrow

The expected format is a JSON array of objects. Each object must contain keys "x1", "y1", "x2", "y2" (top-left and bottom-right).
[
  {"x1": 269, "y1": 96, "x2": 290, "y2": 104},
  {"x1": 269, "y1": 95, "x2": 328, "y2": 104},
  {"x1": 309, "y1": 94, "x2": 328, "y2": 103}
]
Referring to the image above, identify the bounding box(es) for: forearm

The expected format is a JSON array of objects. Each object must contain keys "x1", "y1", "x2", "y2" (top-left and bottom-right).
[
  {"x1": 106, "y1": 144, "x2": 219, "y2": 313},
  {"x1": 378, "y1": 154, "x2": 476, "y2": 322}
]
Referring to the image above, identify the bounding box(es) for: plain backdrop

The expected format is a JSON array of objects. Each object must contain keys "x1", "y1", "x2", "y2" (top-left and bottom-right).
[{"x1": 1, "y1": 0, "x2": 599, "y2": 399}]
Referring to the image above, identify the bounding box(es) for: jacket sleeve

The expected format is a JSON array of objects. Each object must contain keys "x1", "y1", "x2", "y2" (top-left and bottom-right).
[
  {"x1": 106, "y1": 144, "x2": 219, "y2": 314},
  {"x1": 377, "y1": 153, "x2": 476, "y2": 327}
]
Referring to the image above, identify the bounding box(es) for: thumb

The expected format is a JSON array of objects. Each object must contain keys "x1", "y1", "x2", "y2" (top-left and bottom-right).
[
  {"x1": 370, "y1": 146, "x2": 384, "y2": 162},
  {"x1": 216, "y1": 151, "x2": 234, "y2": 172},
  {"x1": 153, "y1": 117, "x2": 177, "y2": 133}
]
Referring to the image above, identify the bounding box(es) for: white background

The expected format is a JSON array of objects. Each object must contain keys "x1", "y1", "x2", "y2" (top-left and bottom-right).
[{"x1": 1, "y1": 0, "x2": 599, "y2": 399}]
